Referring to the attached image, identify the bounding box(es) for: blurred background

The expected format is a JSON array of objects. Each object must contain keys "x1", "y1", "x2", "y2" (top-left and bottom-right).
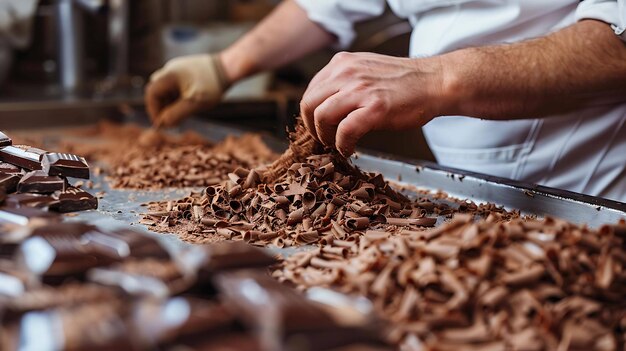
[{"x1": 0, "y1": 0, "x2": 433, "y2": 160}]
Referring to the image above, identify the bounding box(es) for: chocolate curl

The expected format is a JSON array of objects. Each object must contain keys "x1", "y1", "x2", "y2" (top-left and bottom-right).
[
  {"x1": 287, "y1": 208, "x2": 305, "y2": 225},
  {"x1": 346, "y1": 217, "x2": 370, "y2": 231},
  {"x1": 258, "y1": 231, "x2": 279, "y2": 242},
  {"x1": 364, "y1": 230, "x2": 389, "y2": 241},
  {"x1": 351, "y1": 184, "x2": 375, "y2": 201},
  {"x1": 243, "y1": 169, "x2": 259, "y2": 189},
  {"x1": 302, "y1": 191, "x2": 316, "y2": 210},
  {"x1": 315, "y1": 162, "x2": 335, "y2": 179},
  {"x1": 302, "y1": 217, "x2": 312, "y2": 231},
  {"x1": 295, "y1": 230, "x2": 319, "y2": 244},
  {"x1": 385, "y1": 217, "x2": 437, "y2": 227},
  {"x1": 244, "y1": 230, "x2": 262, "y2": 242},
  {"x1": 331, "y1": 220, "x2": 347, "y2": 239}
]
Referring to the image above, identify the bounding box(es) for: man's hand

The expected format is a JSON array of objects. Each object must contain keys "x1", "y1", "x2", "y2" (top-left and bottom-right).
[
  {"x1": 300, "y1": 52, "x2": 447, "y2": 157},
  {"x1": 145, "y1": 54, "x2": 229, "y2": 128}
]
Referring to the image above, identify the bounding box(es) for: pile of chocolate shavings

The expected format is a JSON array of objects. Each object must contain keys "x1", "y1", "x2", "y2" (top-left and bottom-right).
[
  {"x1": 16, "y1": 121, "x2": 278, "y2": 190},
  {"x1": 274, "y1": 214, "x2": 626, "y2": 350},
  {"x1": 143, "y1": 121, "x2": 520, "y2": 245}
]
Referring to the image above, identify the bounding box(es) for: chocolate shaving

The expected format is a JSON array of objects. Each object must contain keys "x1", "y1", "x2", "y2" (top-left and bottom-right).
[{"x1": 276, "y1": 216, "x2": 626, "y2": 350}]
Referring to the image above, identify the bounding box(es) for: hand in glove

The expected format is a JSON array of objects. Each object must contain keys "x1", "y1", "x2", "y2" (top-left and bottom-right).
[{"x1": 145, "y1": 54, "x2": 229, "y2": 127}]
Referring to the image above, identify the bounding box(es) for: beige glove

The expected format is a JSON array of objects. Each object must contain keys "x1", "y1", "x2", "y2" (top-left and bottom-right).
[{"x1": 145, "y1": 54, "x2": 229, "y2": 127}]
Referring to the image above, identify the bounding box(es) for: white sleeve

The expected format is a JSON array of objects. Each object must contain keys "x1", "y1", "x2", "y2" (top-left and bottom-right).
[
  {"x1": 293, "y1": 0, "x2": 387, "y2": 49},
  {"x1": 576, "y1": 0, "x2": 626, "y2": 41}
]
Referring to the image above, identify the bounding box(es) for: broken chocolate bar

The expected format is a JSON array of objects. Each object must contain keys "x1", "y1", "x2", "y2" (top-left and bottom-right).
[
  {"x1": 42, "y1": 152, "x2": 90, "y2": 179},
  {"x1": 16, "y1": 233, "x2": 114, "y2": 280},
  {"x1": 217, "y1": 270, "x2": 388, "y2": 350},
  {"x1": 0, "y1": 146, "x2": 45, "y2": 170},
  {"x1": 180, "y1": 242, "x2": 277, "y2": 274},
  {"x1": 0, "y1": 131, "x2": 11, "y2": 147},
  {"x1": 82, "y1": 228, "x2": 170, "y2": 260},
  {"x1": 49, "y1": 187, "x2": 97, "y2": 213},
  {"x1": 17, "y1": 300, "x2": 132, "y2": 350},
  {"x1": 131, "y1": 297, "x2": 239, "y2": 346},
  {"x1": 0, "y1": 172, "x2": 20, "y2": 193},
  {"x1": 0, "y1": 207, "x2": 60, "y2": 226},
  {"x1": 1, "y1": 283, "x2": 119, "y2": 316},
  {"x1": 3, "y1": 193, "x2": 59, "y2": 209},
  {"x1": 88, "y1": 258, "x2": 194, "y2": 298},
  {"x1": 0, "y1": 162, "x2": 22, "y2": 175},
  {"x1": 17, "y1": 170, "x2": 66, "y2": 194}
]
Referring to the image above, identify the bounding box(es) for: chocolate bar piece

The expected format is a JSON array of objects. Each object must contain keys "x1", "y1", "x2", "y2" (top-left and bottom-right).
[
  {"x1": 30, "y1": 222, "x2": 97, "y2": 238},
  {"x1": 131, "y1": 297, "x2": 239, "y2": 346},
  {"x1": 216, "y1": 271, "x2": 389, "y2": 350},
  {"x1": 180, "y1": 242, "x2": 277, "y2": 276},
  {"x1": 16, "y1": 233, "x2": 113, "y2": 280},
  {"x1": 0, "y1": 265, "x2": 36, "y2": 297},
  {"x1": 0, "y1": 207, "x2": 60, "y2": 226},
  {"x1": 4, "y1": 193, "x2": 59, "y2": 209},
  {"x1": 0, "y1": 146, "x2": 45, "y2": 170},
  {"x1": 2, "y1": 283, "x2": 118, "y2": 316},
  {"x1": 0, "y1": 172, "x2": 20, "y2": 193},
  {"x1": 0, "y1": 131, "x2": 11, "y2": 147},
  {"x1": 82, "y1": 228, "x2": 170, "y2": 261},
  {"x1": 17, "y1": 170, "x2": 66, "y2": 194},
  {"x1": 49, "y1": 187, "x2": 97, "y2": 213},
  {"x1": 17, "y1": 300, "x2": 132, "y2": 350},
  {"x1": 42, "y1": 153, "x2": 90, "y2": 179},
  {"x1": 88, "y1": 258, "x2": 194, "y2": 298},
  {"x1": 0, "y1": 162, "x2": 22, "y2": 175}
]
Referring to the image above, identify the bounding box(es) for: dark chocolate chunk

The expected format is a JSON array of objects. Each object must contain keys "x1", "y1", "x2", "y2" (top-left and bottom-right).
[
  {"x1": 49, "y1": 187, "x2": 97, "y2": 213},
  {"x1": 2, "y1": 283, "x2": 118, "y2": 316},
  {"x1": 0, "y1": 265, "x2": 37, "y2": 297},
  {"x1": 0, "y1": 207, "x2": 61, "y2": 226},
  {"x1": 82, "y1": 228, "x2": 170, "y2": 261},
  {"x1": 42, "y1": 153, "x2": 90, "y2": 179},
  {"x1": 16, "y1": 299, "x2": 132, "y2": 350},
  {"x1": 88, "y1": 258, "x2": 194, "y2": 298},
  {"x1": 0, "y1": 171, "x2": 20, "y2": 193},
  {"x1": 131, "y1": 297, "x2": 239, "y2": 346},
  {"x1": 16, "y1": 233, "x2": 113, "y2": 280},
  {"x1": 0, "y1": 162, "x2": 22, "y2": 175},
  {"x1": 0, "y1": 146, "x2": 45, "y2": 170},
  {"x1": 30, "y1": 222, "x2": 97, "y2": 238},
  {"x1": 17, "y1": 170, "x2": 66, "y2": 194},
  {"x1": 3, "y1": 193, "x2": 59, "y2": 209},
  {"x1": 0, "y1": 131, "x2": 12, "y2": 147},
  {"x1": 180, "y1": 242, "x2": 277, "y2": 275}
]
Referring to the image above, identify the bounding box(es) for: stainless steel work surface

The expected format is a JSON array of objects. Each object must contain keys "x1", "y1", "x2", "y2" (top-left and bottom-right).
[{"x1": 7, "y1": 119, "x2": 625, "y2": 248}]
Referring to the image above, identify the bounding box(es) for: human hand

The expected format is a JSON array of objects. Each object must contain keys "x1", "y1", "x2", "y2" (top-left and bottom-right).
[
  {"x1": 145, "y1": 54, "x2": 229, "y2": 128},
  {"x1": 300, "y1": 52, "x2": 448, "y2": 156}
]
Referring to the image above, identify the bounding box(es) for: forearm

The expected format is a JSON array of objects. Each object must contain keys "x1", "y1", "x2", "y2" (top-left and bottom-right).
[
  {"x1": 441, "y1": 20, "x2": 626, "y2": 119},
  {"x1": 220, "y1": 0, "x2": 335, "y2": 83}
]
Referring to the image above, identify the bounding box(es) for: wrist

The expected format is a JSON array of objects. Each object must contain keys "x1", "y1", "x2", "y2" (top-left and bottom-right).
[
  {"x1": 433, "y1": 49, "x2": 475, "y2": 117},
  {"x1": 218, "y1": 47, "x2": 256, "y2": 85}
]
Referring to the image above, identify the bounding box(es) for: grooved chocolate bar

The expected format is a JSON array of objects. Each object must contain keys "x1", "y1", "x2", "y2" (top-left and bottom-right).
[
  {"x1": 0, "y1": 146, "x2": 45, "y2": 170},
  {"x1": 0, "y1": 172, "x2": 21, "y2": 193},
  {"x1": 17, "y1": 170, "x2": 66, "y2": 194},
  {"x1": 4, "y1": 193, "x2": 59, "y2": 209},
  {"x1": 42, "y1": 153, "x2": 90, "y2": 179},
  {"x1": 0, "y1": 131, "x2": 11, "y2": 147},
  {"x1": 0, "y1": 162, "x2": 21, "y2": 175},
  {"x1": 50, "y1": 187, "x2": 98, "y2": 212},
  {"x1": 0, "y1": 207, "x2": 60, "y2": 226}
]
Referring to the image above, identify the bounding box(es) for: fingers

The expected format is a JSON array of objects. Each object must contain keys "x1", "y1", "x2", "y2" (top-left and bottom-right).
[
  {"x1": 335, "y1": 107, "x2": 374, "y2": 157},
  {"x1": 312, "y1": 91, "x2": 362, "y2": 148},
  {"x1": 157, "y1": 99, "x2": 202, "y2": 128},
  {"x1": 145, "y1": 72, "x2": 180, "y2": 126}
]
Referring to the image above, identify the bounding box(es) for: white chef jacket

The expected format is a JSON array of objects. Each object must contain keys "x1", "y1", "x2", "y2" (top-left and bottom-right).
[{"x1": 295, "y1": 0, "x2": 626, "y2": 202}]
